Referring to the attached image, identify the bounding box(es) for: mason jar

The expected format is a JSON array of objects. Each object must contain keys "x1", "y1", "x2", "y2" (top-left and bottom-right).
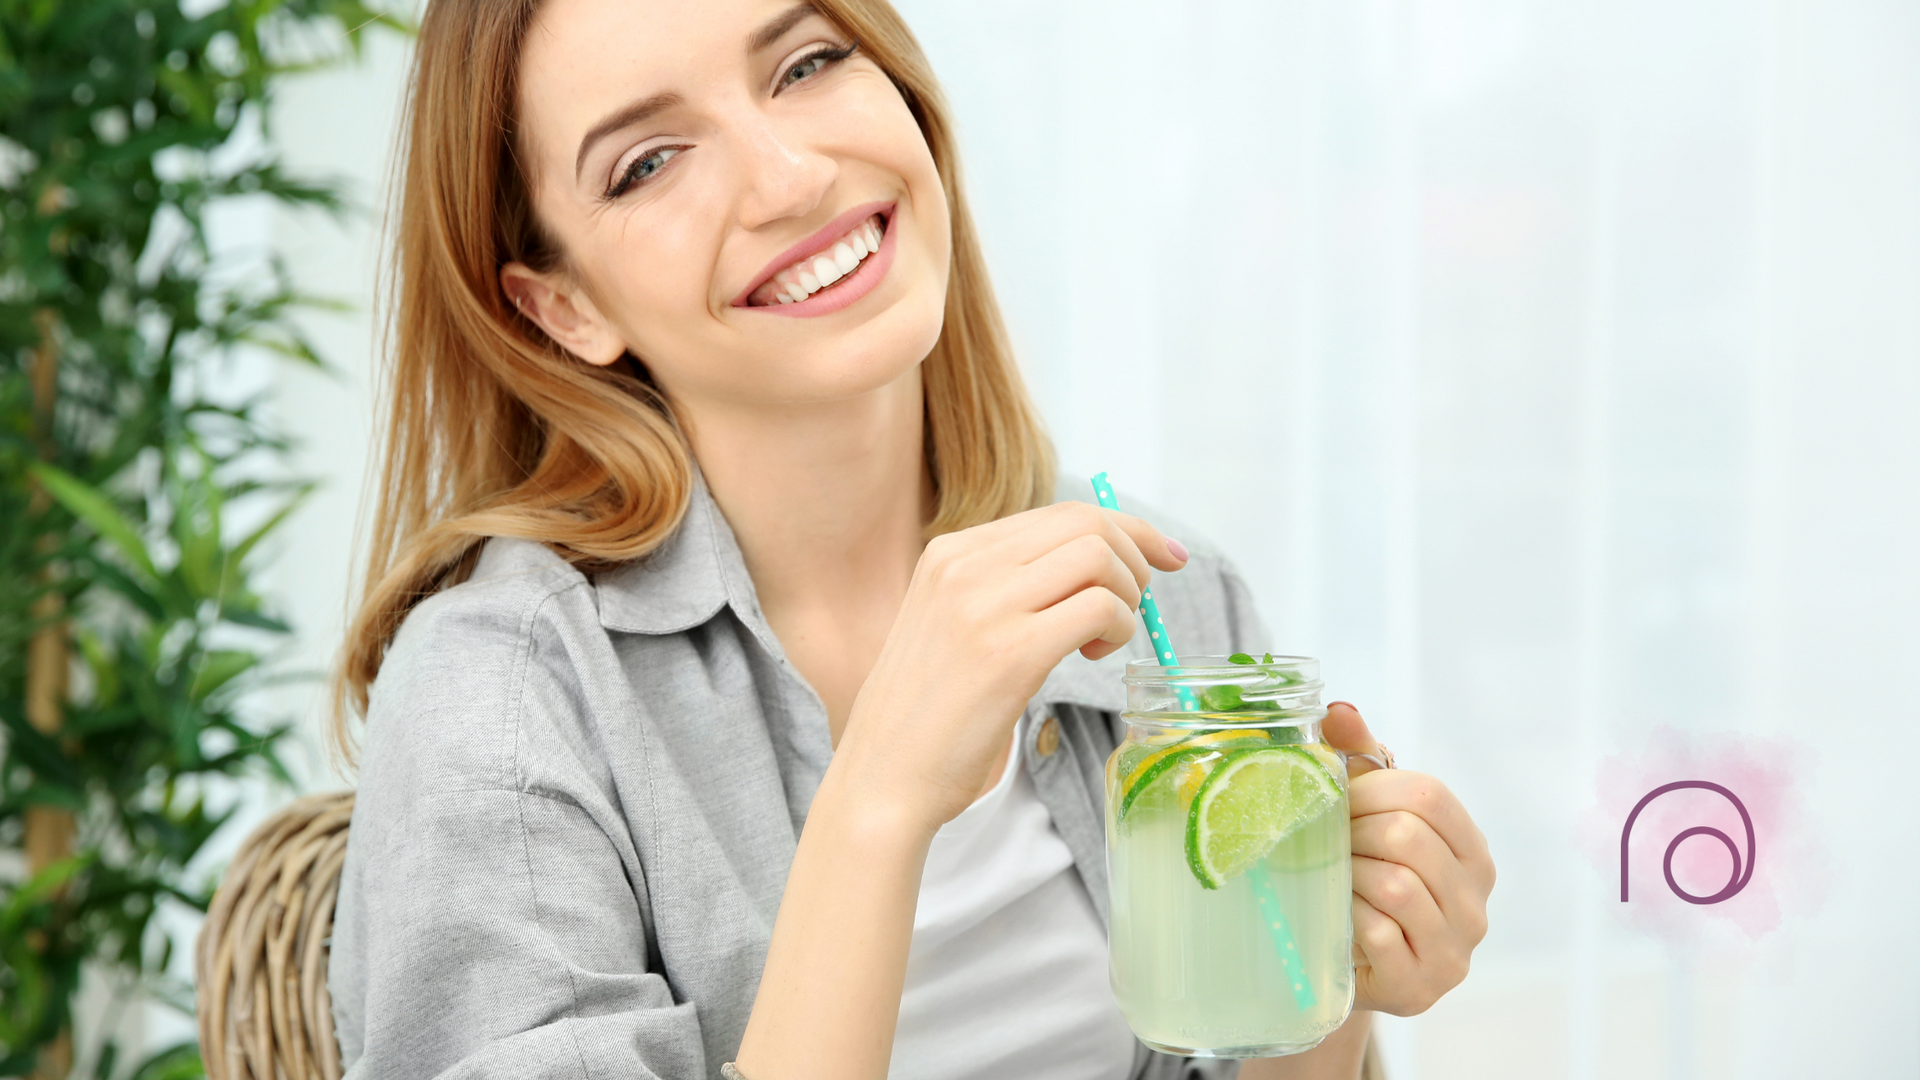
[{"x1": 1106, "y1": 655, "x2": 1355, "y2": 1057}]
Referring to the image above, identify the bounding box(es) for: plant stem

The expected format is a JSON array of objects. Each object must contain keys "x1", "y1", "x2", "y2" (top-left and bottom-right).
[{"x1": 24, "y1": 306, "x2": 74, "y2": 1080}]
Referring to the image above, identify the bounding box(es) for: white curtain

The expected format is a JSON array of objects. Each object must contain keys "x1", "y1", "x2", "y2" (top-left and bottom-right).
[
  {"x1": 223, "y1": 1, "x2": 1919, "y2": 1076},
  {"x1": 894, "y1": 0, "x2": 1919, "y2": 1076}
]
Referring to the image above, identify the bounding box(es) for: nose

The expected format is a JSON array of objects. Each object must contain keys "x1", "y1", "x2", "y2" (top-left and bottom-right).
[{"x1": 732, "y1": 113, "x2": 836, "y2": 231}]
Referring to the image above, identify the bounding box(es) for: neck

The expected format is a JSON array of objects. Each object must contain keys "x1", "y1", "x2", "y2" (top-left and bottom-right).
[{"x1": 680, "y1": 367, "x2": 932, "y2": 721}]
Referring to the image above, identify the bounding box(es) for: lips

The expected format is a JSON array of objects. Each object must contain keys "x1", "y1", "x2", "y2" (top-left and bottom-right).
[
  {"x1": 747, "y1": 214, "x2": 885, "y2": 306},
  {"x1": 732, "y1": 200, "x2": 896, "y2": 315}
]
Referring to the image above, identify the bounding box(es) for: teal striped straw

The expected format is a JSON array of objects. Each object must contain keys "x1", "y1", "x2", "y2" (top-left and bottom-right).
[{"x1": 1091, "y1": 472, "x2": 1318, "y2": 1012}]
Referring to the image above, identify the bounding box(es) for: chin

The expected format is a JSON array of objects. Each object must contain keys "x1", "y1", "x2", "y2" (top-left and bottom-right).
[
  {"x1": 766, "y1": 336, "x2": 937, "y2": 406},
  {"x1": 758, "y1": 280, "x2": 948, "y2": 404}
]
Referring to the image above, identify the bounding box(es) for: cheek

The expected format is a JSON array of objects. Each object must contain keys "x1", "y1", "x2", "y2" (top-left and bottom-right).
[
  {"x1": 589, "y1": 209, "x2": 722, "y2": 342},
  {"x1": 834, "y1": 78, "x2": 951, "y2": 269}
]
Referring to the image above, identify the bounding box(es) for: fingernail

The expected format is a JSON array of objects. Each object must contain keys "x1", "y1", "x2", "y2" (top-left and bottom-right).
[
  {"x1": 1167, "y1": 537, "x2": 1189, "y2": 563},
  {"x1": 1328, "y1": 701, "x2": 1357, "y2": 713}
]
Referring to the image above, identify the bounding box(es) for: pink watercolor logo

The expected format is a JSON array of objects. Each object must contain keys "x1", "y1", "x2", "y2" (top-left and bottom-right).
[
  {"x1": 1619, "y1": 781, "x2": 1754, "y2": 905},
  {"x1": 1580, "y1": 728, "x2": 1824, "y2": 944}
]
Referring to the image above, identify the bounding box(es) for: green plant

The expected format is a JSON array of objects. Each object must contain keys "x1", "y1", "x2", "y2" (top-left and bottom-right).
[{"x1": 0, "y1": 2, "x2": 401, "y2": 1076}]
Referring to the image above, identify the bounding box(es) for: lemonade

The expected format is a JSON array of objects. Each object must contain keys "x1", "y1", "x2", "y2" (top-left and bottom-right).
[{"x1": 1107, "y1": 659, "x2": 1354, "y2": 1057}]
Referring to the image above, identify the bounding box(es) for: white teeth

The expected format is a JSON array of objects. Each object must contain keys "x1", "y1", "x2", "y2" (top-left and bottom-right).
[{"x1": 750, "y1": 214, "x2": 887, "y2": 305}]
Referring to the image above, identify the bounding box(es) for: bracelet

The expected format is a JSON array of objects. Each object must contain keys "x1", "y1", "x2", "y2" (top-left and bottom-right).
[{"x1": 721, "y1": 1065, "x2": 748, "y2": 1080}]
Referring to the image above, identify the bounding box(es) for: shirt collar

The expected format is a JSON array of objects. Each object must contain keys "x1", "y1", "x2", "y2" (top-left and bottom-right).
[
  {"x1": 593, "y1": 464, "x2": 1140, "y2": 714},
  {"x1": 595, "y1": 465, "x2": 759, "y2": 637}
]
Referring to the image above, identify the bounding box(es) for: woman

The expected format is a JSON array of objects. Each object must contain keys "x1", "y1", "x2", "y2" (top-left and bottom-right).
[{"x1": 326, "y1": 1, "x2": 1497, "y2": 1078}]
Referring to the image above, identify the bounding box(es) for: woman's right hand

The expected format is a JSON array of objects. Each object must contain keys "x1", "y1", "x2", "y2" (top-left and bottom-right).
[
  {"x1": 739, "y1": 501, "x2": 1183, "y2": 1080},
  {"x1": 831, "y1": 500, "x2": 1188, "y2": 834}
]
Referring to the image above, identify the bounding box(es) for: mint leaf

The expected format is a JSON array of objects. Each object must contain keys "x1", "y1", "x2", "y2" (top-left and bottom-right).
[
  {"x1": 1263, "y1": 652, "x2": 1273, "y2": 663},
  {"x1": 1200, "y1": 684, "x2": 1246, "y2": 712},
  {"x1": 1228, "y1": 652, "x2": 1256, "y2": 665}
]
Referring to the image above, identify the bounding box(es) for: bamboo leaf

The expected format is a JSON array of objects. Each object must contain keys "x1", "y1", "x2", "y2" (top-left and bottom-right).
[
  {"x1": 225, "y1": 483, "x2": 312, "y2": 572},
  {"x1": 28, "y1": 463, "x2": 158, "y2": 579},
  {"x1": 15, "y1": 780, "x2": 88, "y2": 814},
  {"x1": 222, "y1": 607, "x2": 291, "y2": 633},
  {"x1": 73, "y1": 631, "x2": 122, "y2": 708},
  {"x1": 188, "y1": 649, "x2": 258, "y2": 702},
  {"x1": 1, "y1": 2, "x2": 405, "y2": 1063},
  {"x1": 1, "y1": 854, "x2": 93, "y2": 930},
  {"x1": 83, "y1": 560, "x2": 167, "y2": 622}
]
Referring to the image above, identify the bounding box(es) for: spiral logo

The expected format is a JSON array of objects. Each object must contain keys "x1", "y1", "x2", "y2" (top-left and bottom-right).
[{"x1": 1619, "y1": 781, "x2": 1755, "y2": 905}]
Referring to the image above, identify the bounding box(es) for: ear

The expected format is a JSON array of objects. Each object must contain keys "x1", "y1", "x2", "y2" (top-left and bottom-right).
[{"x1": 499, "y1": 262, "x2": 628, "y2": 366}]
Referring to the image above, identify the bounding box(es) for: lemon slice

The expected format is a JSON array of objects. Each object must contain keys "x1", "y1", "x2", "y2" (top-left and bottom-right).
[
  {"x1": 1117, "y1": 730, "x2": 1265, "y2": 819},
  {"x1": 1184, "y1": 746, "x2": 1342, "y2": 890}
]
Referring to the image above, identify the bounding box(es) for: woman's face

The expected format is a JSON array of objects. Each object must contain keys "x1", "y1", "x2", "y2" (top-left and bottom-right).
[{"x1": 506, "y1": 0, "x2": 951, "y2": 411}]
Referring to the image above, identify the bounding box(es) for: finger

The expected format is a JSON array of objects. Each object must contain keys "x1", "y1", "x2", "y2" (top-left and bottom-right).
[
  {"x1": 1350, "y1": 894, "x2": 1415, "y2": 1000},
  {"x1": 987, "y1": 503, "x2": 1151, "y2": 599},
  {"x1": 1027, "y1": 585, "x2": 1135, "y2": 662},
  {"x1": 1015, "y1": 531, "x2": 1143, "y2": 612},
  {"x1": 1351, "y1": 811, "x2": 1485, "y2": 943},
  {"x1": 1352, "y1": 854, "x2": 1449, "y2": 959},
  {"x1": 1350, "y1": 771, "x2": 1494, "y2": 894},
  {"x1": 1103, "y1": 507, "x2": 1188, "y2": 572},
  {"x1": 1322, "y1": 701, "x2": 1387, "y2": 778},
  {"x1": 997, "y1": 502, "x2": 1184, "y2": 583}
]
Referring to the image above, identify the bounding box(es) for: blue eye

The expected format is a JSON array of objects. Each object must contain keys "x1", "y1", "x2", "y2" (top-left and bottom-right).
[
  {"x1": 779, "y1": 43, "x2": 856, "y2": 91},
  {"x1": 782, "y1": 55, "x2": 829, "y2": 87},
  {"x1": 606, "y1": 146, "x2": 682, "y2": 199},
  {"x1": 632, "y1": 147, "x2": 678, "y2": 180}
]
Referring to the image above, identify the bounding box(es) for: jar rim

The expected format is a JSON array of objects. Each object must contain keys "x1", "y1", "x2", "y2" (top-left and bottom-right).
[
  {"x1": 1118, "y1": 711, "x2": 1327, "y2": 730},
  {"x1": 1122, "y1": 654, "x2": 1321, "y2": 687},
  {"x1": 1121, "y1": 654, "x2": 1324, "y2": 724}
]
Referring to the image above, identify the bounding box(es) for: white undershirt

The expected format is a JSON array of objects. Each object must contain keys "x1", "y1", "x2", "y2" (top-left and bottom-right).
[{"x1": 889, "y1": 716, "x2": 1139, "y2": 1080}]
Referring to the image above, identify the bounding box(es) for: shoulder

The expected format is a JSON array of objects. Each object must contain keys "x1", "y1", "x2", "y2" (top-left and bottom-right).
[
  {"x1": 1049, "y1": 475, "x2": 1269, "y2": 656},
  {"x1": 377, "y1": 537, "x2": 597, "y2": 700},
  {"x1": 362, "y1": 537, "x2": 606, "y2": 794},
  {"x1": 389, "y1": 536, "x2": 595, "y2": 651}
]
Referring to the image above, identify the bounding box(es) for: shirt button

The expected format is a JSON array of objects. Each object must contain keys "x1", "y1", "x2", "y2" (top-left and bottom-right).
[{"x1": 1035, "y1": 715, "x2": 1061, "y2": 758}]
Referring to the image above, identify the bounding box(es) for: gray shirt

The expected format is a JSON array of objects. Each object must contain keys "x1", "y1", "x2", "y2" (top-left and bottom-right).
[{"x1": 329, "y1": 475, "x2": 1267, "y2": 1080}]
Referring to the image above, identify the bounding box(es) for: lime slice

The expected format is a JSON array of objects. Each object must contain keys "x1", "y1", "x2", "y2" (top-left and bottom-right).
[
  {"x1": 1184, "y1": 746, "x2": 1342, "y2": 889},
  {"x1": 1119, "y1": 750, "x2": 1210, "y2": 820},
  {"x1": 1117, "y1": 730, "x2": 1266, "y2": 819}
]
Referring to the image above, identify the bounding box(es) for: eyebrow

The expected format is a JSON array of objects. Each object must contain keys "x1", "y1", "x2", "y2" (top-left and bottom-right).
[
  {"x1": 575, "y1": 91, "x2": 683, "y2": 183},
  {"x1": 748, "y1": 3, "x2": 819, "y2": 54},
  {"x1": 572, "y1": 4, "x2": 821, "y2": 185}
]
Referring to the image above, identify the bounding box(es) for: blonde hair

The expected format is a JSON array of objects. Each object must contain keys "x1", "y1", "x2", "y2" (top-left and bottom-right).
[{"x1": 331, "y1": 0, "x2": 1055, "y2": 769}]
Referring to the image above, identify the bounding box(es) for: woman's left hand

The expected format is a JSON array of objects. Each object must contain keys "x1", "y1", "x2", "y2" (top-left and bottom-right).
[{"x1": 1325, "y1": 702, "x2": 1495, "y2": 1017}]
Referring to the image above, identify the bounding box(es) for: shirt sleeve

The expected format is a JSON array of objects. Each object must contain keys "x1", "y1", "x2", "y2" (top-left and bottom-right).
[
  {"x1": 333, "y1": 784, "x2": 705, "y2": 1080},
  {"x1": 328, "y1": 565, "x2": 709, "y2": 1080}
]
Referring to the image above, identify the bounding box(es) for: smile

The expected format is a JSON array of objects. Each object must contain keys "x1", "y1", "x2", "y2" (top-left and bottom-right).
[
  {"x1": 735, "y1": 201, "x2": 896, "y2": 317},
  {"x1": 749, "y1": 214, "x2": 884, "y2": 306}
]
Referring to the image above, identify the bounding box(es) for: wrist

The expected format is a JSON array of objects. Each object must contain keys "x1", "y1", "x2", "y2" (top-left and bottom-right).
[{"x1": 808, "y1": 757, "x2": 940, "y2": 852}]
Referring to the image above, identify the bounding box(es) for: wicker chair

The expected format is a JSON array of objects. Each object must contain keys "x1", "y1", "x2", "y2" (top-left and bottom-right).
[
  {"x1": 196, "y1": 791, "x2": 354, "y2": 1080},
  {"x1": 192, "y1": 790, "x2": 1389, "y2": 1080}
]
